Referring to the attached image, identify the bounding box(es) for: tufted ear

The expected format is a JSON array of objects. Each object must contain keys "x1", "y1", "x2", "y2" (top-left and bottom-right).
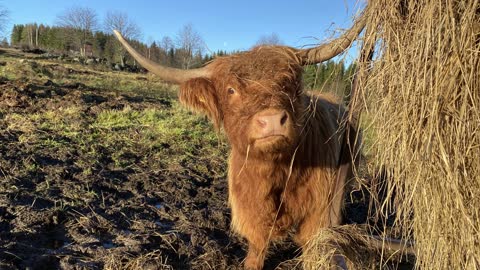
[{"x1": 179, "y1": 77, "x2": 222, "y2": 130}]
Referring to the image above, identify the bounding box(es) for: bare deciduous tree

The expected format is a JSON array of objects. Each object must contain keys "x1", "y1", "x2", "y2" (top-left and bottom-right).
[
  {"x1": 104, "y1": 11, "x2": 141, "y2": 66},
  {"x1": 254, "y1": 33, "x2": 283, "y2": 46},
  {"x1": 104, "y1": 11, "x2": 141, "y2": 40},
  {"x1": 159, "y1": 36, "x2": 174, "y2": 66},
  {"x1": 57, "y1": 6, "x2": 98, "y2": 56},
  {"x1": 160, "y1": 36, "x2": 174, "y2": 52},
  {"x1": 0, "y1": 4, "x2": 9, "y2": 37},
  {"x1": 176, "y1": 23, "x2": 204, "y2": 69}
]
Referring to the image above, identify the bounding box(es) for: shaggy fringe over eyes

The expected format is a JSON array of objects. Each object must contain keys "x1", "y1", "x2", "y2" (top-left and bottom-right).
[
  {"x1": 210, "y1": 46, "x2": 303, "y2": 86},
  {"x1": 179, "y1": 77, "x2": 222, "y2": 130}
]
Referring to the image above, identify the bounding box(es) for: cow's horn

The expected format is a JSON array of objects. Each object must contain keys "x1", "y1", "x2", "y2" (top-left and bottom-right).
[
  {"x1": 113, "y1": 30, "x2": 210, "y2": 84},
  {"x1": 295, "y1": 11, "x2": 367, "y2": 65}
]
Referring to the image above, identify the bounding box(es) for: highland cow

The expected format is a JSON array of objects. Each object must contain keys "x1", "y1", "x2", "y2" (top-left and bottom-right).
[{"x1": 113, "y1": 15, "x2": 366, "y2": 269}]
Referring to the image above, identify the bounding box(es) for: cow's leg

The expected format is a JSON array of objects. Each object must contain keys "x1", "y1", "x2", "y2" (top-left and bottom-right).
[
  {"x1": 241, "y1": 212, "x2": 276, "y2": 269},
  {"x1": 233, "y1": 207, "x2": 277, "y2": 269},
  {"x1": 244, "y1": 236, "x2": 269, "y2": 270},
  {"x1": 230, "y1": 202, "x2": 271, "y2": 269}
]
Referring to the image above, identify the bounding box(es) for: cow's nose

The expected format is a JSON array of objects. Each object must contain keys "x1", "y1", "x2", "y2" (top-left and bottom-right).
[{"x1": 256, "y1": 110, "x2": 288, "y2": 131}]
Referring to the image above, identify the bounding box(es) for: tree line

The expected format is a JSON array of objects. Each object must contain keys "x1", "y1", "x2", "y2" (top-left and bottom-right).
[
  {"x1": 9, "y1": 21, "x2": 355, "y2": 99},
  {"x1": 7, "y1": 6, "x2": 356, "y2": 99},
  {"x1": 9, "y1": 7, "x2": 210, "y2": 69},
  {"x1": 303, "y1": 60, "x2": 356, "y2": 102},
  {"x1": 10, "y1": 23, "x2": 212, "y2": 70}
]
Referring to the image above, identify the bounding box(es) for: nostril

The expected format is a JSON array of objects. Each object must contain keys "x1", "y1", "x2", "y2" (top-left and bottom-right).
[{"x1": 280, "y1": 112, "x2": 288, "y2": 126}]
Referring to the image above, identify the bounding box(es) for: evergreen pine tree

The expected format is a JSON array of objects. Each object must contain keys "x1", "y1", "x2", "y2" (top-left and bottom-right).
[{"x1": 11, "y1": 24, "x2": 24, "y2": 45}]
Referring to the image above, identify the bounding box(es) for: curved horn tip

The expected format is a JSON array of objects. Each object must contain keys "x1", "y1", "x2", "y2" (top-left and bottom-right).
[
  {"x1": 110, "y1": 28, "x2": 210, "y2": 84},
  {"x1": 113, "y1": 30, "x2": 122, "y2": 39},
  {"x1": 296, "y1": 10, "x2": 367, "y2": 65}
]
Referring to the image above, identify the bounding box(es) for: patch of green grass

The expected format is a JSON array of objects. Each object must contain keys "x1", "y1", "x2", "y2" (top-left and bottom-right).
[
  {"x1": 5, "y1": 107, "x2": 84, "y2": 143},
  {"x1": 0, "y1": 65, "x2": 17, "y2": 81},
  {"x1": 5, "y1": 113, "x2": 36, "y2": 133},
  {"x1": 75, "y1": 73, "x2": 177, "y2": 99},
  {"x1": 89, "y1": 102, "x2": 225, "y2": 170},
  {"x1": 1, "y1": 59, "x2": 52, "y2": 81},
  {"x1": 23, "y1": 158, "x2": 39, "y2": 173}
]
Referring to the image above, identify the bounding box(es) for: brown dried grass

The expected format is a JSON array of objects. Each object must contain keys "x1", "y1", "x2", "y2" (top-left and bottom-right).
[
  {"x1": 302, "y1": 225, "x2": 413, "y2": 269},
  {"x1": 103, "y1": 250, "x2": 173, "y2": 270},
  {"x1": 363, "y1": 0, "x2": 479, "y2": 268}
]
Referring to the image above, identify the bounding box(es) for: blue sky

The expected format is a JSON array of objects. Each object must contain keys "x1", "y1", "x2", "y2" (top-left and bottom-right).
[{"x1": 3, "y1": 0, "x2": 364, "y2": 55}]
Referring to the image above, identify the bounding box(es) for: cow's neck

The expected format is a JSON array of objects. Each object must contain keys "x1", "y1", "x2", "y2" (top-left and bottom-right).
[
  {"x1": 230, "y1": 147, "x2": 295, "y2": 189},
  {"x1": 294, "y1": 94, "x2": 342, "y2": 171}
]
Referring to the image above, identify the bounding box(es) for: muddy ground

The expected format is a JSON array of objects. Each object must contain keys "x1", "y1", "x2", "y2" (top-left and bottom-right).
[{"x1": 0, "y1": 50, "x2": 410, "y2": 270}]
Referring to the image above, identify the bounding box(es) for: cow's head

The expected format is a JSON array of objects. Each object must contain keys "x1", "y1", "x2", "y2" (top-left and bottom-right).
[
  {"x1": 179, "y1": 47, "x2": 304, "y2": 159},
  {"x1": 113, "y1": 16, "x2": 364, "y2": 160}
]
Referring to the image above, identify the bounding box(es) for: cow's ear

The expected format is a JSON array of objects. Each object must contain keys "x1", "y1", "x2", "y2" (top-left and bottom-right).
[{"x1": 179, "y1": 77, "x2": 222, "y2": 129}]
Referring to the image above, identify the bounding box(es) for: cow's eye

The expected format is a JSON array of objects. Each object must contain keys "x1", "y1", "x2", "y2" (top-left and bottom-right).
[{"x1": 227, "y1": 87, "x2": 236, "y2": 95}]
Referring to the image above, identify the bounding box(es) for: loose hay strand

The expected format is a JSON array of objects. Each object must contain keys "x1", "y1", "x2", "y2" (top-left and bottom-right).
[{"x1": 361, "y1": 0, "x2": 480, "y2": 269}]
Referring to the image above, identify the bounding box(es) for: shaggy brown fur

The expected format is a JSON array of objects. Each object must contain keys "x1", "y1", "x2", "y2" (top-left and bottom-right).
[{"x1": 179, "y1": 46, "x2": 356, "y2": 270}]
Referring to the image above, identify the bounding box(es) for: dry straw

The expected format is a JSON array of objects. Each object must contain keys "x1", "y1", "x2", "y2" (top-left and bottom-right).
[
  {"x1": 302, "y1": 225, "x2": 414, "y2": 269},
  {"x1": 363, "y1": 0, "x2": 479, "y2": 268},
  {"x1": 305, "y1": 0, "x2": 479, "y2": 269}
]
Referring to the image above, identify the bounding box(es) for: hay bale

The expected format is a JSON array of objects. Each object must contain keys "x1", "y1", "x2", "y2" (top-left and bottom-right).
[
  {"x1": 360, "y1": 0, "x2": 480, "y2": 269},
  {"x1": 301, "y1": 225, "x2": 414, "y2": 269}
]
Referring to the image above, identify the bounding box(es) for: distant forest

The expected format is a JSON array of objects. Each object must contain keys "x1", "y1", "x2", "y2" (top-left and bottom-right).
[
  {"x1": 10, "y1": 23, "x2": 215, "y2": 70},
  {"x1": 8, "y1": 7, "x2": 356, "y2": 99}
]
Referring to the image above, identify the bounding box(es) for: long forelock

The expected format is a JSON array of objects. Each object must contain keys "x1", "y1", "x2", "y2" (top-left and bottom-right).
[{"x1": 210, "y1": 46, "x2": 302, "y2": 85}]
